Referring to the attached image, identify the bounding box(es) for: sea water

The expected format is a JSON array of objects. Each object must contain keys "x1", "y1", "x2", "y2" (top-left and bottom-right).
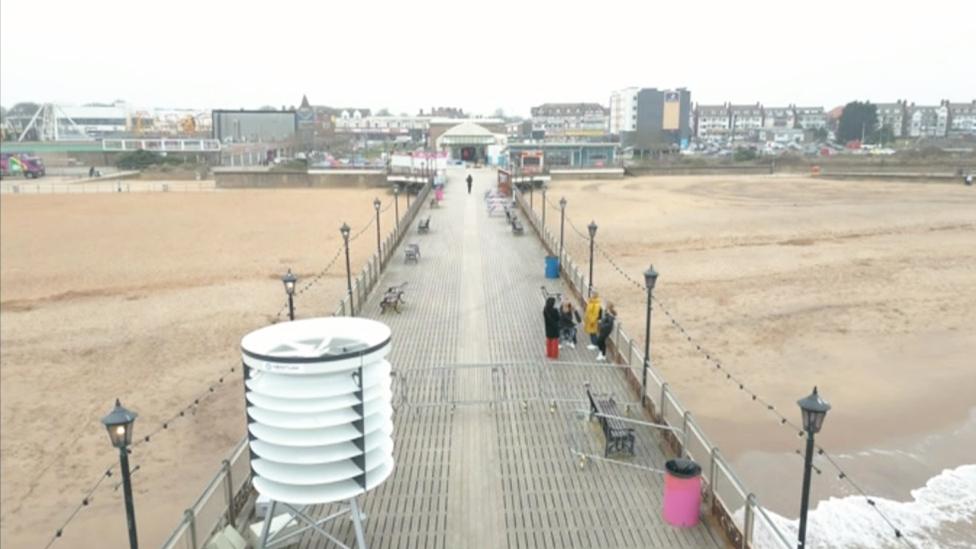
[{"x1": 753, "y1": 464, "x2": 976, "y2": 548}]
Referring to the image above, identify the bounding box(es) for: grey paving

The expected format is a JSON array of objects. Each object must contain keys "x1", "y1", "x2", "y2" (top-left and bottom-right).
[{"x1": 297, "y1": 168, "x2": 722, "y2": 549}]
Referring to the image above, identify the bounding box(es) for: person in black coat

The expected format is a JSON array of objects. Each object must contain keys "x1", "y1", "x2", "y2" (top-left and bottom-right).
[
  {"x1": 558, "y1": 301, "x2": 582, "y2": 349},
  {"x1": 596, "y1": 303, "x2": 616, "y2": 362},
  {"x1": 543, "y1": 296, "x2": 561, "y2": 359}
]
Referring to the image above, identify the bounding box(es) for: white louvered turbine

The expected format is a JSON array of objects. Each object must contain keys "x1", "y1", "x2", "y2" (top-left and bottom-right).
[{"x1": 241, "y1": 317, "x2": 395, "y2": 506}]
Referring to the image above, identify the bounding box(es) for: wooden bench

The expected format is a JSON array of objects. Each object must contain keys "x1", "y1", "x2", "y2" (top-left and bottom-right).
[
  {"x1": 586, "y1": 387, "x2": 635, "y2": 457},
  {"x1": 511, "y1": 216, "x2": 524, "y2": 235},
  {"x1": 404, "y1": 243, "x2": 420, "y2": 263},
  {"x1": 418, "y1": 217, "x2": 430, "y2": 233}
]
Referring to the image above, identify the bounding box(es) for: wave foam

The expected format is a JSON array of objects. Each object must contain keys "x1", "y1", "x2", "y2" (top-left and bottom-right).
[{"x1": 755, "y1": 464, "x2": 976, "y2": 548}]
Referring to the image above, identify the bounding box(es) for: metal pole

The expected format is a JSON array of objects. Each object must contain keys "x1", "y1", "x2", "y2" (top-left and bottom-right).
[
  {"x1": 375, "y1": 204, "x2": 382, "y2": 261},
  {"x1": 119, "y1": 448, "x2": 139, "y2": 549},
  {"x1": 559, "y1": 199, "x2": 566, "y2": 268},
  {"x1": 588, "y1": 231, "x2": 595, "y2": 297},
  {"x1": 343, "y1": 229, "x2": 354, "y2": 316},
  {"x1": 797, "y1": 430, "x2": 815, "y2": 548},
  {"x1": 642, "y1": 285, "x2": 652, "y2": 406},
  {"x1": 530, "y1": 184, "x2": 534, "y2": 210},
  {"x1": 394, "y1": 191, "x2": 400, "y2": 229},
  {"x1": 541, "y1": 187, "x2": 547, "y2": 232},
  {"x1": 287, "y1": 294, "x2": 294, "y2": 321}
]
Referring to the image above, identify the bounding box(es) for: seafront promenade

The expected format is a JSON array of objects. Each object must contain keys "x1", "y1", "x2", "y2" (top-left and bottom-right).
[{"x1": 288, "y1": 168, "x2": 723, "y2": 548}]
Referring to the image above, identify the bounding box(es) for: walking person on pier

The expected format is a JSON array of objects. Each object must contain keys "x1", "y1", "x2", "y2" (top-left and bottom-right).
[
  {"x1": 466, "y1": 173, "x2": 473, "y2": 194},
  {"x1": 595, "y1": 303, "x2": 616, "y2": 362},
  {"x1": 584, "y1": 291, "x2": 603, "y2": 350},
  {"x1": 543, "y1": 296, "x2": 561, "y2": 359}
]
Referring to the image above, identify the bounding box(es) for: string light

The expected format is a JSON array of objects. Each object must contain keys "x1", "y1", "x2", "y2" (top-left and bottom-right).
[
  {"x1": 557, "y1": 207, "x2": 916, "y2": 547},
  {"x1": 43, "y1": 195, "x2": 427, "y2": 547}
]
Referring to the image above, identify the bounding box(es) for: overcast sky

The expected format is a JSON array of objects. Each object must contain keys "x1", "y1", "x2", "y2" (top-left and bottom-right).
[{"x1": 1, "y1": 0, "x2": 973, "y2": 116}]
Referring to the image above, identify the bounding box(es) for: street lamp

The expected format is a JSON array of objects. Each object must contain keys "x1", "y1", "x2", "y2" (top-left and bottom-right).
[
  {"x1": 101, "y1": 399, "x2": 139, "y2": 549},
  {"x1": 587, "y1": 221, "x2": 598, "y2": 296},
  {"x1": 393, "y1": 186, "x2": 400, "y2": 230},
  {"x1": 558, "y1": 197, "x2": 567, "y2": 270},
  {"x1": 373, "y1": 198, "x2": 382, "y2": 262},
  {"x1": 641, "y1": 265, "x2": 658, "y2": 407},
  {"x1": 282, "y1": 269, "x2": 297, "y2": 321},
  {"x1": 340, "y1": 223, "x2": 354, "y2": 316},
  {"x1": 797, "y1": 386, "x2": 831, "y2": 549},
  {"x1": 541, "y1": 184, "x2": 547, "y2": 232}
]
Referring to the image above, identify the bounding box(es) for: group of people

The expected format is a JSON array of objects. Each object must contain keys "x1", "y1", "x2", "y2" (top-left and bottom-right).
[{"x1": 543, "y1": 291, "x2": 616, "y2": 362}]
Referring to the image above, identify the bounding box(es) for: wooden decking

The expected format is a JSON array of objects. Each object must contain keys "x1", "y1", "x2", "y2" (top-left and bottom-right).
[{"x1": 295, "y1": 168, "x2": 723, "y2": 549}]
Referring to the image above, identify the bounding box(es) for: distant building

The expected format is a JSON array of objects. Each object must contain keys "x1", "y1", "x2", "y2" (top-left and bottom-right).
[
  {"x1": 420, "y1": 107, "x2": 465, "y2": 118},
  {"x1": 530, "y1": 102, "x2": 608, "y2": 139},
  {"x1": 610, "y1": 87, "x2": 691, "y2": 154},
  {"x1": 60, "y1": 104, "x2": 130, "y2": 137},
  {"x1": 212, "y1": 109, "x2": 297, "y2": 143},
  {"x1": 335, "y1": 114, "x2": 428, "y2": 136},
  {"x1": 907, "y1": 103, "x2": 948, "y2": 137},
  {"x1": 947, "y1": 100, "x2": 976, "y2": 136},
  {"x1": 609, "y1": 87, "x2": 640, "y2": 135},
  {"x1": 793, "y1": 107, "x2": 827, "y2": 130},
  {"x1": 875, "y1": 101, "x2": 907, "y2": 138},
  {"x1": 730, "y1": 104, "x2": 763, "y2": 140},
  {"x1": 695, "y1": 104, "x2": 730, "y2": 139},
  {"x1": 762, "y1": 106, "x2": 795, "y2": 129},
  {"x1": 506, "y1": 120, "x2": 532, "y2": 140}
]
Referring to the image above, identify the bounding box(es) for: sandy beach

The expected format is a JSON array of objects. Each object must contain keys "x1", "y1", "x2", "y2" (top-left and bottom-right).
[
  {"x1": 0, "y1": 188, "x2": 399, "y2": 548},
  {"x1": 530, "y1": 175, "x2": 976, "y2": 541},
  {"x1": 2, "y1": 175, "x2": 973, "y2": 548}
]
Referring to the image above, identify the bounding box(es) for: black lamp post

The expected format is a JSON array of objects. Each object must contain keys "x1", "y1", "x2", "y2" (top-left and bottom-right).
[
  {"x1": 393, "y1": 186, "x2": 400, "y2": 230},
  {"x1": 797, "y1": 386, "x2": 831, "y2": 549},
  {"x1": 559, "y1": 197, "x2": 567, "y2": 267},
  {"x1": 373, "y1": 197, "x2": 382, "y2": 261},
  {"x1": 282, "y1": 269, "x2": 297, "y2": 321},
  {"x1": 529, "y1": 182, "x2": 534, "y2": 210},
  {"x1": 102, "y1": 400, "x2": 139, "y2": 549},
  {"x1": 541, "y1": 184, "x2": 547, "y2": 231},
  {"x1": 642, "y1": 265, "x2": 658, "y2": 407},
  {"x1": 587, "y1": 221, "x2": 598, "y2": 296},
  {"x1": 340, "y1": 222, "x2": 354, "y2": 316}
]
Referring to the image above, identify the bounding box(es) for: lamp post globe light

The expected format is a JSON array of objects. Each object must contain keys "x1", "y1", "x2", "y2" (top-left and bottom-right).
[
  {"x1": 101, "y1": 399, "x2": 139, "y2": 549},
  {"x1": 340, "y1": 222, "x2": 354, "y2": 316},
  {"x1": 587, "y1": 220, "x2": 598, "y2": 297},
  {"x1": 641, "y1": 265, "x2": 658, "y2": 407},
  {"x1": 558, "y1": 197, "x2": 567, "y2": 271},
  {"x1": 373, "y1": 197, "x2": 382, "y2": 262},
  {"x1": 797, "y1": 386, "x2": 831, "y2": 549},
  {"x1": 282, "y1": 269, "x2": 297, "y2": 321}
]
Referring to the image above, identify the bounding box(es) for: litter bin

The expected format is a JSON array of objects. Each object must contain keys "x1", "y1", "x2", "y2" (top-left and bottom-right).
[
  {"x1": 662, "y1": 458, "x2": 702, "y2": 527},
  {"x1": 435, "y1": 187, "x2": 444, "y2": 202},
  {"x1": 545, "y1": 256, "x2": 560, "y2": 279}
]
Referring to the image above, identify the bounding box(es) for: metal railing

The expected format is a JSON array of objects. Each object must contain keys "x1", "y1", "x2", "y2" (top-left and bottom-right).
[
  {"x1": 160, "y1": 439, "x2": 251, "y2": 549},
  {"x1": 513, "y1": 188, "x2": 792, "y2": 549},
  {"x1": 0, "y1": 181, "x2": 216, "y2": 194},
  {"x1": 162, "y1": 181, "x2": 431, "y2": 549}
]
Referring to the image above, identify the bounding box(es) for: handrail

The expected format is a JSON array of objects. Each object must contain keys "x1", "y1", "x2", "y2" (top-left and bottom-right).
[{"x1": 511, "y1": 187, "x2": 791, "y2": 549}]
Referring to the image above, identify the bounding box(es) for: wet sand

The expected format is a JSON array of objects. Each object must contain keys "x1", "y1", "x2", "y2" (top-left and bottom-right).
[
  {"x1": 532, "y1": 175, "x2": 976, "y2": 522},
  {"x1": 0, "y1": 189, "x2": 399, "y2": 548}
]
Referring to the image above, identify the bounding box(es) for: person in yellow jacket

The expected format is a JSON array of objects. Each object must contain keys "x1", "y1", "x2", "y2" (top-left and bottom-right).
[{"x1": 583, "y1": 291, "x2": 603, "y2": 350}]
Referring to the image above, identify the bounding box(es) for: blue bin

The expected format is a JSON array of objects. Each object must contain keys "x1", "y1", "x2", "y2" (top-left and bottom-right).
[{"x1": 545, "y1": 256, "x2": 560, "y2": 279}]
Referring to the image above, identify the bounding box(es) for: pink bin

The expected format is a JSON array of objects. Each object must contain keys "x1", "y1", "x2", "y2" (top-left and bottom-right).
[
  {"x1": 662, "y1": 458, "x2": 702, "y2": 527},
  {"x1": 435, "y1": 187, "x2": 444, "y2": 201}
]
